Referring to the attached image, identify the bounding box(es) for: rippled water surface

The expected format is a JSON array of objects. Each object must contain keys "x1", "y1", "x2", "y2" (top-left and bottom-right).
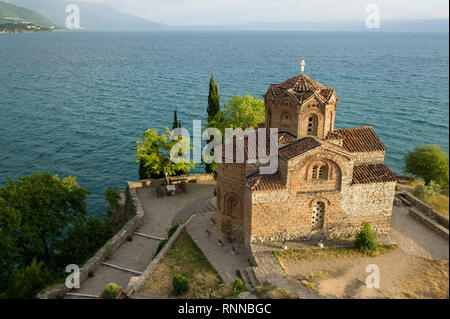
[{"x1": 0, "y1": 31, "x2": 448, "y2": 214}]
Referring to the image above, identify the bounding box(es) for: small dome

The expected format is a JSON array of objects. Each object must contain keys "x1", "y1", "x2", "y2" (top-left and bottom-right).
[{"x1": 267, "y1": 74, "x2": 335, "y2": 104}]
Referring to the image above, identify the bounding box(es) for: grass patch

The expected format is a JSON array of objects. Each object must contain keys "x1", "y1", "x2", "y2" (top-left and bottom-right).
[
  {"x1": 431, "y1": 193, "x2": 449, "y2": 217},
  {"x1": 403, "y1": 292, "x2": 418, "y2": 299},
  {"x1": 273, "y1": 244, "x2": 398, "y2": 261},
  {"x1": 253, "y1": 281, "x2": 297, "y2": 299},
  {"x1": 399, "y1": 180, "x2": 449, "y2": 216},
  {"x1": 300, "y1": 280, "x2": 318, "y2": 292},
  {"x1": 399, "y1": 258, "x2": 449, "y2": 299},
  {"x1": 142, "y1": 230, "x2": 230, "y2": 298},
  {"x1": 295, "y1": 270, "x2": 339, "y2": 294}
]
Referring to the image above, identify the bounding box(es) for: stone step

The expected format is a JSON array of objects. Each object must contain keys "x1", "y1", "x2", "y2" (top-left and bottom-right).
[
  {"x1": 130, "y1": 293, "x2": 165, "y2": 299},
  {"x1": 246, "y1": 267, "x2": 260, "y2": 287},
  {"x1": 65, "y1": 292, "x2": 99, "y2": 299},
  {"x1": 239, "y1": 268, "x2": 252, "y2": 288}
]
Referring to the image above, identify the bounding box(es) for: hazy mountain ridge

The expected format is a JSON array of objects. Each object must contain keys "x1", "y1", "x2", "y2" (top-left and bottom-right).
[
  {"x1": 0, "y1": 1, "x2": 54, "y2": 27},
  {"x1": 5, "y1": 0, "x2": 449, "y2": 32},
  {"x1": 9, "y1": 0, "x2": 161, "y2": 29}
]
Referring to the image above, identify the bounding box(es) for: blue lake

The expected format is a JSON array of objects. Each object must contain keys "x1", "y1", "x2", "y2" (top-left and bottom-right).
[{"x1": 0, "y1": 31, "x2": 448, "y2": 215}]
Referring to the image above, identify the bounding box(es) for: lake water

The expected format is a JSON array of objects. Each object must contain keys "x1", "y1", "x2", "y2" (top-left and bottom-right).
[{"x1": 0, "y1": 31, "x2": 448, "y2": 215}]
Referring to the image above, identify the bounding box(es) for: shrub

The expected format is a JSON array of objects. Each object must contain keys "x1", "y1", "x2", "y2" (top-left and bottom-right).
[
  {"x1": 1, "y1": 258, "x2": 53, "y2": 299},
  {"x1": 103, "y1": 244, "x2": 114, "y2": 259},
  {"x1": 105, "y1": 187, "x2": 121, "y2": 215},
  {"x1": 413, "y1": 182, "x2": 440, "y2": 205},
  {"x1": 101, "y1": 283, "x2": 121, "y2": 299},
  {"x1": 232, "y1": 278, "x2": 246, "y2": 296},
  {"x1": 172, "y1": 274, "x2": 189, "y2": 296},
  {"x1": 154, "y1": 239, "x2": 168, "y2": 257},
  {"x1": 354, "y1": 222, "x2": 378, "y2": 254},
  {"x1": 167, "y1": 224, "x2": 179, "y2": 238}
]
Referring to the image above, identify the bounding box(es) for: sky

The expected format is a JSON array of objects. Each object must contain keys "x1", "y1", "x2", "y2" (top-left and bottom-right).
[{"x1": 79, "y1": 0, "x2": 449, "y2": 25}]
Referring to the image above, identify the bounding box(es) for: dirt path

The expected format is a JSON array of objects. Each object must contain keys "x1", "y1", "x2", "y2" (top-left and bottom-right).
[
  {"x1": 279, "y1": 249, "x2": 448, "y2": 299},
  {"x1": 275, "y1": 204, "x2": 449, "y2": 299}
]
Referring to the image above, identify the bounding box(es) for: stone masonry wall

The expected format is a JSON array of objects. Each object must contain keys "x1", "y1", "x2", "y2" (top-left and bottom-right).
[
  {"x1": 216, "y1": 163, "x2": 252, "y2": 243},
  {"x1": 249, "y1": 181, "x2": 395, "y2": 242}
]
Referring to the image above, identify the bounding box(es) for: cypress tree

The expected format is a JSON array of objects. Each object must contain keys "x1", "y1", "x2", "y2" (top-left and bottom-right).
[
  {"x1": 207, "y1": 73, "x2": 220, "y2": 119},
  {"x1": 173, "y1": 110, "x2": 181, "y2": 129}
]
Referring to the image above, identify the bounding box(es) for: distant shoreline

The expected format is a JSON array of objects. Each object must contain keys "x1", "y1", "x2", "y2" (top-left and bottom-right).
[{"x1": 0, "y1": 23, "x2": 54, "y2": 34}]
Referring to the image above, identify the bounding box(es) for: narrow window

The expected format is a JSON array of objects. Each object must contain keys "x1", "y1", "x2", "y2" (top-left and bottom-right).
[
  {"x1": 307, "y1": 115, "x2": 318, "y2": 136},
  {"x1": 312, "y1": 166, "x2": 318, "y2": 179}
]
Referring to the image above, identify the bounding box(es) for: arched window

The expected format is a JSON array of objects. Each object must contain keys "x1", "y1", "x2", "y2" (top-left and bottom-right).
[
  {"x1": 312, "y1": 202, "x2": 325, "y2": 230},
  {"x1": 307, "y1": 115, "x2": 318, "y2": 136},
  {"x1": 280, "y1": 112, "x2": 291, "y2": 131},
  {"x1": 318, "y1": 165, "x2": 328, "y2": 180}
]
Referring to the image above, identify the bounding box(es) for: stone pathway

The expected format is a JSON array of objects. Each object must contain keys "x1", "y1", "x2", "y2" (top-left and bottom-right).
[
  {"x1": 390, "y1": 204, "x2": 449, "y2": 261},
  {"x1": 185, "y1": 211, "x2": 252, "y2": 284},
  {"x1": 65, "y1": 182, "x2": 216, "y2": 299}
]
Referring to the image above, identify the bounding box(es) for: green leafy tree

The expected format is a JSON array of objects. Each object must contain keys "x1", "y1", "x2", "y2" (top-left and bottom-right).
[
  {"x1": 206, "y1": 94, "x2": 265, "y2": 137},
  {"x1": 404, "y1": 145, "x2": 449, "y2": 193},
  {"x1": 136, "y1": 128, "x2": 195, "y2": 184},
  {"x1": 0, "y1": 173, "x2": 89, "y2": 267},
  {"x1": 203, "y1": 94, "x2": 265, "y2": 174},
  {"x1": 0, "y1": 173, "x2": 114, "y2": 297},
  {"x1": 54, "y1": 216, "x2": 114, "y2": 268},
  {"x1": 105, "y1": 187, "x2": 121, "y2": 215},
  {"x1": 207, "y1": 73, "x2": 220, "y2": 119},
  {"x1": 1, "y1": 258, "x2": 53, "y2": 299}
]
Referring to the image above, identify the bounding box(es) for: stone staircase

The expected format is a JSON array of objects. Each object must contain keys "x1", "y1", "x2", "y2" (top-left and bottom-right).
[{"x1": 239, "y1": 267, "x2": 260, "y2": 288}]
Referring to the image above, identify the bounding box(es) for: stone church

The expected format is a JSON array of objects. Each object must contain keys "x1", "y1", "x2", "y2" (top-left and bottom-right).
[{"x1": 215, "y1": 72, "x2": 397, "y2": 245}]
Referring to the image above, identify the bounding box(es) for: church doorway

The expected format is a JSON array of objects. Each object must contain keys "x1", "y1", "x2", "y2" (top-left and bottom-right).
[{"x1": 312, "y1": 201, "x2": 325, "y2": 229}]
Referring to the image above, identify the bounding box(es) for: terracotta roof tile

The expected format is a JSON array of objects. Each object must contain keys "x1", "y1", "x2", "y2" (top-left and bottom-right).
[
  {"x1": 352, "y1": 164, "x2": 397, "y2": 184},
  {"x1": 279, "y1": 137, "x2": 321, "y2": 160},
  {"x1": 268, "y1": 74, "x2": 335, "y2": 104},
  {"x1": 330, "y1": 127, "x2": 386, "y2": 153},
  {"x1": 278, "y1": 131, "x2": 297, "y2": 144},
  {"x1": 246, "y1": 171, "x2": 285, "y2": 191}
]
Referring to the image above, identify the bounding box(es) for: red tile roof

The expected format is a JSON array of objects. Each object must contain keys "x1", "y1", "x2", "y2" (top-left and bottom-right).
[
  {"x1": 278, "y1": 131, "x2": 297, "y2": 144},
  {"x1": 352, "y1": 164, "x2": 397, "y2": 184},
  {"x1": 329, "y1": 127, "x2": 386, "y2": 153},
  {"x1": 279, "y1": 137, "x2": 321, "y2": 160},
  {"x1": 246, "y1": 171, "x2": 285, "y2": 191},
  {"x1": 267, "y1": 74, "x2": 335, "y2": 104}
]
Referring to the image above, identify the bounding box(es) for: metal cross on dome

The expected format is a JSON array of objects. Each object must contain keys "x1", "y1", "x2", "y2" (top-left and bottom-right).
[{"x1": 300, "y1": 60, "x2": 306, "y2": 73}]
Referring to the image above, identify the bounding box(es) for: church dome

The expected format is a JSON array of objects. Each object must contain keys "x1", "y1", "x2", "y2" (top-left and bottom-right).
[{"x1": 267, "y1": 74, "x2": 335, "y2": 104}]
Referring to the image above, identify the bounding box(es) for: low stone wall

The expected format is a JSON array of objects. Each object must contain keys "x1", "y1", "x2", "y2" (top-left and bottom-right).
[
  {"x1": 409, "y1": 209, "x2": 449, "y2": 240},
  {"x1": 398, "y1": 192, "x2": 449, "y2": 229},
  {"x1": 38, "y1": 182, "x2": 146, "y2": 299},
  {"x1": 128, "y1": 173, "x2": 215, "y2": 189},
  {"x1": 125, "y1": 217, "x2": 191, "y2": 296}
]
